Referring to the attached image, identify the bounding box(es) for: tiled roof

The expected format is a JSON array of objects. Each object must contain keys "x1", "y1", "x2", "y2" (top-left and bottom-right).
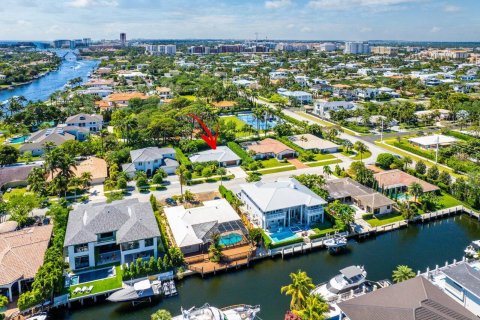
[
  {"x1": 338, "y1": 277, "x2": 476, "y2": 320},
  {"x1": 0, "y1": 225, "x2": 53, "y2": 286},
  {"x1": 374, "y1": 169, "x2": 439, "y2": 193},
  {"x1": 189, "y1": 146, "x2": 240, "y2": 164},
  {"x1": 288, "y1": 134, "x2": 339, "y2": 150},
  {"x1": 443, "y1": 262, "x2": 480, "y2": 298},
  {"x1": 0, "y1": 164, "x2": 40, "y2": 188},
  {"x1": 212, "y1": 101, "x2": 237, "y2": 108},
  {"x1": 64, "y1": 199, "x2": 160, "y2": 247},
  {"x1": 246, "y1": 138, "x2": 294, "y2": 155},
  {"x1": 130, "y1": 147, "x2": 175, "y2": 162},
  {"x1": 107, "y1": 92, "x2": 147, "y2": 102}
]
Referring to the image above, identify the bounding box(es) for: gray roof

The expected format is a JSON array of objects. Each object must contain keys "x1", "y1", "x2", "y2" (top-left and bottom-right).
[
  {"x1": 240, "y1": 178, "x2": 327, "y2": 212},
  {"x1": 189, "y1": 146, "x2": 240, "y2": 164},
  {"x1": 338, "y1": 277, "x2": 477, "y2": 320},
  {"x1": 130, "y1": 147, "x2": 176, "y2": 162},
  {"x1": 64, "y1": 199, "x2": 160, "y2": 247},
  {"x1": 65, "y1": 113, "x2": 103, "y2": 124},
  {"x1": 0, "y1": 164, "x2": 40, "y2": 188},
  {"x1": 340, "y1": 266, "x2": 363, "y2": 279},
  {"x1": 326, "y1": 178, "x2": 394, "y2": 209},
  {"x1": 443, "y1": 262, "x2": 480, "y2": 298}
]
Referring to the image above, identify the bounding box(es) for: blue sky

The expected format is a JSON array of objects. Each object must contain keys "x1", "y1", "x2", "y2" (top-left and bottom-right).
[{"x1": 1, "y1": 0, "x2": 479, "y2": 41}]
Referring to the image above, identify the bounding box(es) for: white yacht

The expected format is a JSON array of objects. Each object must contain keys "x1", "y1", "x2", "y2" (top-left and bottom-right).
[
  {"x1": 464, "y1": 240, "x2": 480, "y2": 258},
  {"x1": 173, "y1": 304, "x2": 260, "y2": 320},
  {"x1": 324, "y1": 234, "x2": 347, "y2": 252},
  {"x1": 312, "y1": 266, "x2": 367, "y2": 301}
]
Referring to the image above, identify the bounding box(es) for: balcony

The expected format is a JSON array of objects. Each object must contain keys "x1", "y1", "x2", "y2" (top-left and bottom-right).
[{"x1": 96, "y1": 250, "x2": 121, "y2": 266}]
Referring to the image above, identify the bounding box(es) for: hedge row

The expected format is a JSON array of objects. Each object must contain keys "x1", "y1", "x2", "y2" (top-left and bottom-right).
[
  {"x1": 276, "y1": 136, "x2": 306, "y2": 155},
  {"x1": 219, "y1": 185, "x2": 236, "y2": 204},
  {"x1": 277, "y1": 112, "x2": 305, "y2": 127},
  {"x1": 260, "y1": 229, "x2": 272, "y2": 249},
  {"x1": 174, "y1": 147, "x2": 192, "y2": 166},
  {"x1": 444, "y1": 130, "x2": 474, "y2": 141},
  {"x1": 227, "y1": 141, "x2": 254, "y2": 164},
  {"x1": 392, "y1": 141, "x2": 435, "y2": 161},
  {"x1": 270, "y1": 237, "x2": 304, "y2": 249}
]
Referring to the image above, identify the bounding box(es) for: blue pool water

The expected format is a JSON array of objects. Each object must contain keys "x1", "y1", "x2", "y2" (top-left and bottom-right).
[
  {"x1": 9, "y1": 135, "x2": 29, "y2": 144},
  {"x1": 219, "y1": 233, "x2": 243, "y2": 246},
  {"x1": 268, "y1": 230, "x2": 300, "y2": 243},
  {"x1": 236, "y1": 113, "x2": 279, "y2": 130},
  {"x1": 73, "y1": 267, "x2": 115, "y2": 285}
]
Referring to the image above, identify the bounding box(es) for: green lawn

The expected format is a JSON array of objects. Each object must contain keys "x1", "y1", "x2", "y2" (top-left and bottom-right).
[
  {"x1": 221, "y1": 115, "x2": 256, "y2": 138},
  {"x1": 295, "y1": 111, "x2": 333, "y2": 127},
  {"x1": 259, "y1": 166, "x2": 296, "y2": 175},
  {"x1": 69, "y1": 266, "x2": 123, "y2": 298},
  {"x1": 438, "y1": 192, "x2": 464, "y2": 209},
  {"x1": 314, "y1": 153, "x2": 335, "y2": 161},
  {"x1": 351, "y1": 150, "x2": 372, "y2": 161},
  {"x1": 307, "y1": 159, "x2": 342, "y2": 168},
  {"x1": 260, "y1": 158, "x2": 290, "y2": 168},
  {"x1": 180, "y1": 95, "x2": 197, "y2": 101},
  {"x1": 365, "y1": 212, "x2": 405, "y2": 227},
  {"x1": 311, "y1": 220, "x2": 338, "y2": 237}
]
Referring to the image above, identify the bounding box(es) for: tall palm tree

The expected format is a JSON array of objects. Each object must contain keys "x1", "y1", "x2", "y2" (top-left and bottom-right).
[
  {"x1": 252, "y1": 106, "x2": 265, "y2": 137},
  {"x1": 322, "y1": 165, "x2": 332, "y2": 178},
  {"x1": 408, "y1": 182, "x2": 423, "y2": 202},
  {"x1": 27, "y1": 167, "x2": 47, "y2": 196},
  {"x1": 353, "y1": 141, "x2": 369, "y2": 161},
  {"x1": 281, "y1": 270, "x2": 315, "y2": 311},
  {"x1": 175, "y1": 165, "x2": 189, "y2": 200},
  {"x1": 403, "y1": 156, "x2": 412, "y2": 171},
  {"x1": 294, "y1": 295, "x2": 328, "y2": 320},
  {"x1": 392, "y1": 265, "x2": 415, "y2": 283}
]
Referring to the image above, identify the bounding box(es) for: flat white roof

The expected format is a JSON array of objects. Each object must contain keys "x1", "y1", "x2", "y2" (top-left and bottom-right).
[
  {"x1": 288, "y1": 134, "x2": 339, "y2": 150},
  {"x1": 408, "y1": 134, "x2": 458, "y2": 146},
  {"x1": 164, "y1": 199, "x2": 241, "y2": 248}
]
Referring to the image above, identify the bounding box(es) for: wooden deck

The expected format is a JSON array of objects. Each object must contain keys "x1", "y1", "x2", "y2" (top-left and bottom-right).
[{"x1": 186, "y1": 244, "x2": 255, "y2": 276}]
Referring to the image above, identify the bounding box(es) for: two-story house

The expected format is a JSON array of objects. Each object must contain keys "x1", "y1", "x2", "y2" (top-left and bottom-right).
[
  {"x1": 64, "y1": 199, "x2": 161, "y2": 271},
  {"x1": 122, "y1": 147, "x2": 179, "y2": 177},
  {"x1": 239, "y1": 178, "x2": 327, "y2": 230},
  {"x1": 65, "y1": 114, "x2": 103, "y2": 132}
]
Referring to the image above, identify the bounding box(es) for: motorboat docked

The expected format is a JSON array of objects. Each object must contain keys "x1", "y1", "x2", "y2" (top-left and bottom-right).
[
  {"x1": 464, "y1": 240, "x2": 480, "y2": 258},
  {"x1": 107, "y1": 279, "x2": 162, "y2": 304},
  {"x1": 324, "y1": 234, "x2": 347, "y2": 252},
  {"x1": 312, "y1": 266, "x2": 367, "y2": 301},
  {"x1": 173, "y1": 304, "x2": 260, "y2": 320},
  {"x1": 26, "y1": 313, "x2": 48, "y2": 320}
]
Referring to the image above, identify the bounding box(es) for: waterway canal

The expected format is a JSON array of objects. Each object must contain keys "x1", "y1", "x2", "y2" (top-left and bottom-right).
[
  {"x1": 0, "y1": 50, "x2": 99, "y2": 103},
  {"x1": 53, "y1": 215, "x2": 480, "y2": 320}
]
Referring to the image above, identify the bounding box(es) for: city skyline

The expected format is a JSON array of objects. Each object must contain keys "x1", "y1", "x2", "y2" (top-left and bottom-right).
[{"x1": 1, "y1": 0, "x2": 479, "y2": 42}]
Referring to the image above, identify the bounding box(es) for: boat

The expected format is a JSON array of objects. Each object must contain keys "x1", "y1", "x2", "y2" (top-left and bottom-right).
[
  {"x1": 107, "y1": 279, "x2": 162, "y2": 304},
  {"x1": 26, "y1": 313, "x2": 48, "y2": 320},
  {"x1": 312, "y1": 266, "x2": 367, "y2": 301},
  {"x1": 324, "y1": 234, "x2": 347, "y2": 252},
  {"x1": 464, "y1": 240, "x2": 480, "y2": 258},
  {"x1": 173, "y1": 304, "x2": 260, "y2": 320}
]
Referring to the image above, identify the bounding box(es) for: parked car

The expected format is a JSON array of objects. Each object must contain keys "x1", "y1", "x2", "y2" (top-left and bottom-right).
[{"x1": 166, "y1": 198, "x2": 177, "y2": 206}]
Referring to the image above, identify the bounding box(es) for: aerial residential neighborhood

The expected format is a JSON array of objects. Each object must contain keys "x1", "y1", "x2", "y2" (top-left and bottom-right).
[{"x1": 0, "y1": 1, "x2": 480, "y2": 320}]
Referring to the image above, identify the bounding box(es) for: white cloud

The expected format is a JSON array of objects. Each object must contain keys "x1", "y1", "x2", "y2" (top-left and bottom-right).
[
  {"x1": 430, "y1": 26, "x2": 441, "y2": 33},
  {"x1": 443, "y1": 5, "x2": 460, "y2": 12},
  {"x1": 66, "y1": 0, "x2": 118, "y2": 8},
  {"x1": 265, "y1": 0, "x2": 292, "y2": 9},
  {"x1": 300, "y1": 26, "x2": 312, "y2": 32},
  {"x1": 308, "y1": 0, "x2": 420, "y2": 10}
]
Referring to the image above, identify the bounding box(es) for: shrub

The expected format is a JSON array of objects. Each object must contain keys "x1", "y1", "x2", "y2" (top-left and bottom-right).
[
  {"x1": 260, "y1": 229, "x2": 272, "y2": 249},
  {"x1": 270, "y1": 237, "x2": 304, "y2": 249},
  {"x1": 376, "y1": 153, "x2": 396, "y2": 169},
  {"x1": 174, "y1": 147, "x2": 191, "y2": 167},
  {"x1": 362, "y1": 213, "x2": 374, "y2": 220},
  {"x1": 227, "y1": 141, "x2": 253, "y2": 165}
]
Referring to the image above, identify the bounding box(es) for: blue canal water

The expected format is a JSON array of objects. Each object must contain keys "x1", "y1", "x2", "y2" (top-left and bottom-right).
[
  {"x1": 52, "y1": 215, "x2": 480, "y2": 320},
  {"x1": 0, "y1": 51, "x2": 99, "y2": 103}
]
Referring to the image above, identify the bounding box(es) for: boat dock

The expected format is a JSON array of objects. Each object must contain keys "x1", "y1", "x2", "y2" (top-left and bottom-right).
[{"x1": 414, "y1": 205, "x2": 478, "y2": 223}]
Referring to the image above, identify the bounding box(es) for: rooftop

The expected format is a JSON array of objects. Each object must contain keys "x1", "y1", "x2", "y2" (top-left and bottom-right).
[
  {"x1": 246, "y1": 138, "x2": 294, "y2": 155},
  {"x1": 130, "y1": 147, "x2": 176, "y2": 162},
  {"x1": 288, "y1": 134, "x2": 339, "y2": 150},
  {"x1": 189, "y1": 146, "x2": 240, "y2": 164},
  {"x1": 442, "y1": 262, "x2": 480, "y2": 298},
  {"x1": 408, "y1": 134, "x2": 458, "y2": 147},
  {"x1": 374, "y1": 169, "x2": 439, "y2": 193}
]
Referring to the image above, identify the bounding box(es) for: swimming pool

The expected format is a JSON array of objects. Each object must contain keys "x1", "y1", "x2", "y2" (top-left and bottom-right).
[
  {"x1": 236, "y1": 113, "x2": 279, "y2": 130},
  {"x1": 219, "y1": 233, "x2": 243, "y2": 246},
  {"x1": 9, "y1": 135, "x2": 29, "y2": 144},
  {"x1": 69, "y1": 267, "x2": 115, "y2": 286},
  {"x1": 268, "y1": 229, "x2": 300, "y2": 243}
]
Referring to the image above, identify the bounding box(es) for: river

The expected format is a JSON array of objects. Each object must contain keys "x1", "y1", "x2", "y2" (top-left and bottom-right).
[
  {"x1": 0, "y1": 50, "x2": 99, "y2": 103},
  {"x1": 51, "y1": 215, "x2": 480, "y2": 320}
]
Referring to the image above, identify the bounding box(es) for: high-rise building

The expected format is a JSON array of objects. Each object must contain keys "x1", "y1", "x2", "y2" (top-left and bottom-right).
[
  {"x1": 344, "y1": 42, "x2": 370, "y2": 54},
  {"x1": 146, "y1": 44, "x2": 177, "y2": 55},
  {"x1": 120, "y1": 33, "x2": 127, "y2": 46},
  {"x1": 319, "y1": 42, "x2": 337, "y2": 52},
  {"x1": 371, "y1": 46, "x2": 399, "y2": 56}
]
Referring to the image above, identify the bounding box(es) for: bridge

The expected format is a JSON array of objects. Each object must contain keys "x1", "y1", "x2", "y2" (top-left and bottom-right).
[{"x1": 61, "y1": 51, "x2": 81, "y2": 61}]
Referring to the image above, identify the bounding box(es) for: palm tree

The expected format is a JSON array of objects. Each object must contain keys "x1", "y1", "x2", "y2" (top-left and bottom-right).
[
  {"x1": 80, "y1": 172, "x2": 92, "y2": 190},
  {"x1": 408, "y1": 182, "x2": 424, "y2": 202},
  {"x1": 208, "y1": 233, "x2": 222, "y2": 263},
  {"x1": 281, "y1": 270, "x2": 315, "y2": 311},
  {"x1": 403, "y1": 156, "x2": 412, "y2": 171},
  {"x1": 217, "y1": 167, "x2": 227, "y2": 186},
  {"x1": 252, "y1": 106, "x2": 265, "y2": 137},
  {"x1": 175, "y1": 165, "x2": 189, "y2": 200},
  {"x1": 342, "y1": 139, "x2": 353, "y2": 154},
  {"x1": 322, "y1": 165, "x2": 333, "y2": 178},
  {"x1": 27, "y1": 167, "x2": 47, "y2": 196},
  {"x1": 353, "y1": 141, "x2": 369, "y2": 161},
  {"x1": 392, "y1": 265, "x2": 415, "y2": 283},
  {"x1": 294, "y1": 295, "x2": 328, "y2": 320}
]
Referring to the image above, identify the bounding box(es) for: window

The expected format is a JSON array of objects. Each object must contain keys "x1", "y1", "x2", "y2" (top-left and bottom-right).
[
  {"x1": 98, "y1": 231, "x2": 115, "y2": 242},
  {"x1": 138, "y1": 162, "x2": 143, "y2": 166},
  {"x1": 145, "y1": 238, "x2": 154, "y2": 247},
  {"x1": 121, "y1": 241, "x2": 140, "y2": 251},
  {"x1": 74, "y1": 244, "x2": 89, "y2": 253},
  {"x1": 74, "y1": 256, "x2": 90, "y2": 269}
]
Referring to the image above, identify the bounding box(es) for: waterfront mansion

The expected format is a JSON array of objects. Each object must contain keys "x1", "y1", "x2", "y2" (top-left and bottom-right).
[
  {"x1": 64, "y1": 199, "x2": 160, "y2": 271},
  {"x1": 239, "y1": 178, "x2": 327, "y2": 230}
]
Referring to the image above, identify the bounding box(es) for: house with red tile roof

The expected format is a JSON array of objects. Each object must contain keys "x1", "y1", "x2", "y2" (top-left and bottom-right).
[
  {"x1": 374, "y1": 169, "x2": 439, "y2": 193},
  {"x1": 244, "y1": 138, "x2": 296, "y2": 160}
]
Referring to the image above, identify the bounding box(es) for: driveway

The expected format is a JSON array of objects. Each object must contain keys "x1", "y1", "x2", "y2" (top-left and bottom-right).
[{"x1": 227, "y1": 165, "x2": 247, "y2": 179}]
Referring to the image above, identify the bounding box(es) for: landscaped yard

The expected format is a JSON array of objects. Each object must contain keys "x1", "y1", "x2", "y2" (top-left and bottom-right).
[
  {"x1": 364, "y1": 212, "x2": 404, "y2": 227},
  {"x1": 2, "y1": 187, "x2": 28, "y2": 201},
  {"x1": 438, "y1": 192, "x2": 464, "y2": 209},
  {"x1": 313, "y1": 153, "x2": 335, "y2": 161},
  {"x1": 221, "y1": 115, "x2": 256, "y2": 138},
  {"x1": 351, "y1": 150, "x2": 372, "y2": 161},
  {"x1": 306, "y1": 159, "x2": 342, "y2": 168},
  {"x1": 311, "y1": 220, "x2": 338, "y2": 237},
  {"x1": 258, "y1": 166, "x2": 296, "y2": 175},
  {"x1": 69, "y1": 266, "x2": 123, "y2": 298},
  {"x1": 260, "y1": 158, "x2": 290, "y2": 168}
]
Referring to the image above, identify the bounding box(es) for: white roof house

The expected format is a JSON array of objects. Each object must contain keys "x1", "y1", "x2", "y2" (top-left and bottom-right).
[
  {"x1": 288, "y1": 134, "x2": 340, "y2": 153},
  {"x1": 189, "y1": 146, "x2": 241, "y2": 166},
  {"x1": 164, "y1": 199, "x2": 242, "y2": 254},
  {"x1": 240, "y1": 178, "x2": 327, "y2": 213},
  {"x1": 408, "y1": 134, "x2": 458, "y2": 149}
]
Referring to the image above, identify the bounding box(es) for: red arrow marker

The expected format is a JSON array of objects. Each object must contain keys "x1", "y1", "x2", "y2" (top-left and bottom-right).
[{"x1": 188, "y1": 114, "x2": 218, "y2": 150}]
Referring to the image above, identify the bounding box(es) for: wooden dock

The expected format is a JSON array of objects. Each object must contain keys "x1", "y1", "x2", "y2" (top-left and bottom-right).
[{"x1": 413, "y1": 205, "x2": 478, "y2": 223}]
